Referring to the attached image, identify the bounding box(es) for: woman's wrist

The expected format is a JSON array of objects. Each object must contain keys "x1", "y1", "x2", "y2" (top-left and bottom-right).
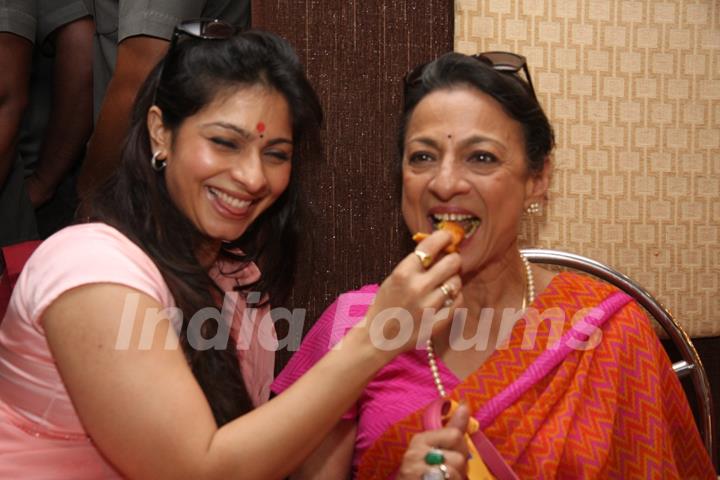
[{"x1": 341, "y1": 320, "x2": 398, "y2": 370}]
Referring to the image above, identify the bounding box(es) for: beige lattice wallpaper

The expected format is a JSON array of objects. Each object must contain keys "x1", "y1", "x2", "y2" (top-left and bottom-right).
[{"x1": 455, "y1": 0, "x2": 719, "y2": 337}]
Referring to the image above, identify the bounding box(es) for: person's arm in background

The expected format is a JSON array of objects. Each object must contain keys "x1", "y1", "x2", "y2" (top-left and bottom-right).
[
  {"x1": 76, "y1": 36, "x2": 167, "y2": 199},
  {"x1": 25, "y1": 17, "x2": 93, "y2": 207},
  {"x1": 0, "y1": 32, "x2": 32, "y2": 189}
]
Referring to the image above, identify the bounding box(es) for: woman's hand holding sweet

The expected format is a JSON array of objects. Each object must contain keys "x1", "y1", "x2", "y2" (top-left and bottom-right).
[
  {"x1": 360, "y1": 229, "x2": 463, "y2": 357},
  {"x1": 397, "y1": 404, "x2": 470, "y2": 480}
]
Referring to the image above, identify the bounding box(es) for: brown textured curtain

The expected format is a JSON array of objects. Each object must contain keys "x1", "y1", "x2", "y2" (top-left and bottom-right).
[{"x1": 251, "y1": 1, "x2": 453, "y2": 362}]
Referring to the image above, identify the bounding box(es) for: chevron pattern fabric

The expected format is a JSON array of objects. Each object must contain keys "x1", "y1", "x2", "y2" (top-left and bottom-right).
[{"x1": 357, "y1": 273, "x2": 714, "y2": 479}]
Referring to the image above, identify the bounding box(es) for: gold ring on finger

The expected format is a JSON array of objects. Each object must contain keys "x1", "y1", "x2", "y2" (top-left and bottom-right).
[
  {"x1": 439, "y1": 282, "x2": 456, "y2": 299},
  {"x1": 414, "y1": 249, "x2": 433, "y2": 269}
]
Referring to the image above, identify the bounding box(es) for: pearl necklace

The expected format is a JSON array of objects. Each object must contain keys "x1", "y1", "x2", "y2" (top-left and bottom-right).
[{"x1": 426, "y1": 252, "x2": 535, "y2": 398}]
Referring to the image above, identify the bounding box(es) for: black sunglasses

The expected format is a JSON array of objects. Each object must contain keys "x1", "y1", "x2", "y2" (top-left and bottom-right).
[
  {"x1": 405, "y1": 51, "x2": 537, "y2": 101},
  {"x1": 153, "y1": 19, "x2": 240, "y2": 105},
  {"x1": 168, "y1": 18, "x2": 238, "y2": 48}
]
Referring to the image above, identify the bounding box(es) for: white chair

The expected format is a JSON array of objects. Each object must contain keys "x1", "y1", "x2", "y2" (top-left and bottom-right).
[{"x1": 521, "y1": 248, "x2": 715, "y2": 465}]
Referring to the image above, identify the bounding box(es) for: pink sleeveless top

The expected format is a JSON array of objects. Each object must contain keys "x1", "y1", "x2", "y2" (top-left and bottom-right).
[{"x1": 0, "y1": 223, "x2": 276, "y2": 478}]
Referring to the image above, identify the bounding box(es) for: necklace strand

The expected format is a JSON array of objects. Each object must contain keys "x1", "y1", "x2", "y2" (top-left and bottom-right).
[{"x1": 427, "y1": 252, "x2": 535, "y2": 398}]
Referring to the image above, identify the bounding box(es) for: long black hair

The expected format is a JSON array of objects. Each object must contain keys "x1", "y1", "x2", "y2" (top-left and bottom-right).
[
  {"x1": 87, "y1": 30, "x2": 323, "y2": 425},
  {"x1": 400, "y1": 52, "x2": 554, "y2": 174}
]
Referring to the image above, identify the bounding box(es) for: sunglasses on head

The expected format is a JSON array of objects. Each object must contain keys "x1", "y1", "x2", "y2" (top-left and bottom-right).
[
  {"x1": 153, "y1": 19, "x2": 240, "y2": 105},
  {"x1": 168, "y1": 18, "x2": 239, "y2": 49},
  {"x1": 404, "y1": 51, "x2": 537, "y2": 101}
]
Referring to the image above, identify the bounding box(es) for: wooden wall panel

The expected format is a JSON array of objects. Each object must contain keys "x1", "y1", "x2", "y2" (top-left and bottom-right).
[{"x1": 251, "y1": 1, "x2": 453, "y2": 356}]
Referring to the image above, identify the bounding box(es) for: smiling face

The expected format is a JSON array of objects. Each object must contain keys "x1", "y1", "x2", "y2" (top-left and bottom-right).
[
  {"x1": 148, "y1": 85, "x2": 293, "y2": 245},
  {"x1": 401, "y1": 87, "x2": 550, "y2": 276}
]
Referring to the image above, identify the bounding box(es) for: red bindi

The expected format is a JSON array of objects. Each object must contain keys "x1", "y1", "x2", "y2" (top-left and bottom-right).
[{"x1": 256, "y1": 122, "x2": 266, "y2": 135}]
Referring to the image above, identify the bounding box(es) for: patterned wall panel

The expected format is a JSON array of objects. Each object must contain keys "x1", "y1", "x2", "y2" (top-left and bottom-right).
[{"x1": 456, "y1": 0, "x2": 719, "y2": 336}]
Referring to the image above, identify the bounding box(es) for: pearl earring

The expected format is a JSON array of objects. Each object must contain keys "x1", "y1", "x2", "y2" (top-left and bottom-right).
[{"x1": 526, "y1": 202, "x2": 541, "y2": 215}]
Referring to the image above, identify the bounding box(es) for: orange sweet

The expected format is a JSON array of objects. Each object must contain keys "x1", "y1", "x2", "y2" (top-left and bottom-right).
[{"x1": 412, "y1": 220, "x2": 465, "y2": 253}]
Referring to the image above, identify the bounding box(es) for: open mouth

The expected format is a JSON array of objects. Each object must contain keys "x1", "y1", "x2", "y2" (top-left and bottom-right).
[
  {"x1": 429, "y1": 213, "x2": 481, "y2": 238},
  {"x1": 207, "y1": 186, "x2": 253, "y2": 214}
]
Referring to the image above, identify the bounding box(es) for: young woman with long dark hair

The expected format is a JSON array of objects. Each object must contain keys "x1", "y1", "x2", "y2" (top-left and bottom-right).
[{"x1": 0, "y1": 23, "x2": 463, "y2": 478}]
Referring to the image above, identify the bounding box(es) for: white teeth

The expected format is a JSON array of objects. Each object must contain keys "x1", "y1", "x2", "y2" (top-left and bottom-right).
[
  {"x1": 210, "y1": 187, "x2": 251, "y2": 210},
  {"x1": 430, "y1": 212, "x2": 481, "y2": 238},
  {"x1": 432, "y1": 213, "x2": 476, "y2": 222}
]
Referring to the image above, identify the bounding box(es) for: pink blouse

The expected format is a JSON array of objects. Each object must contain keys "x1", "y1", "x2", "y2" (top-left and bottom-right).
[
  {"x1": 272, "y1": 285, "x2": 461, "y2": 476},
  {"x1": 0, "y1": 223, "x2": 276, "y2": 478}
]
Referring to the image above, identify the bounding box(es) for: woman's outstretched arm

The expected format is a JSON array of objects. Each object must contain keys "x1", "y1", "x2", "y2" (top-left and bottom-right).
[{"x1": 45, "y1": 231, "x2": 460, "y2": 479}]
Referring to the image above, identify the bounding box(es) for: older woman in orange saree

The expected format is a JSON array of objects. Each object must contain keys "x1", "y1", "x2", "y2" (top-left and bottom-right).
[{"x1": 273, "y1": 51, "x2": 715, "y2": 479}]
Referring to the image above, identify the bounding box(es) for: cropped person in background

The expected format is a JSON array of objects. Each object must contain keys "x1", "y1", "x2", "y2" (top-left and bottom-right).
[
  {"x1": 0, "y1": 0, "x2": 93, "y2": 244},
  {"x1": 0, "y1": 0, "x2": 36, "y2": 245},
  {"x1": 273, "y1": 52, "x2": 715, "y2": 479},
  {"x1": 23, "y1": 3, "x2": 93, "y2": 236},
  {"x1": 77, "y1": 0, "x2": 250, "y2": 203}
]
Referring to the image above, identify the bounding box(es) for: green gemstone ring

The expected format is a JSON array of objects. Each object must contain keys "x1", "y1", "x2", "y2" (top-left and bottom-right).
[{"x1": 424, "y1": 448, "x2": 445, "y2": 465}]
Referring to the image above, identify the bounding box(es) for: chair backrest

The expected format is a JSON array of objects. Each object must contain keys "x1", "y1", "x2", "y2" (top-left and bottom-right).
[
  {"x1": 0, "y1": 240, "x2": 42, "y2": 321},
  {"x1": 521, "y1": 248, "x2": 715, "y2": 466}
]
